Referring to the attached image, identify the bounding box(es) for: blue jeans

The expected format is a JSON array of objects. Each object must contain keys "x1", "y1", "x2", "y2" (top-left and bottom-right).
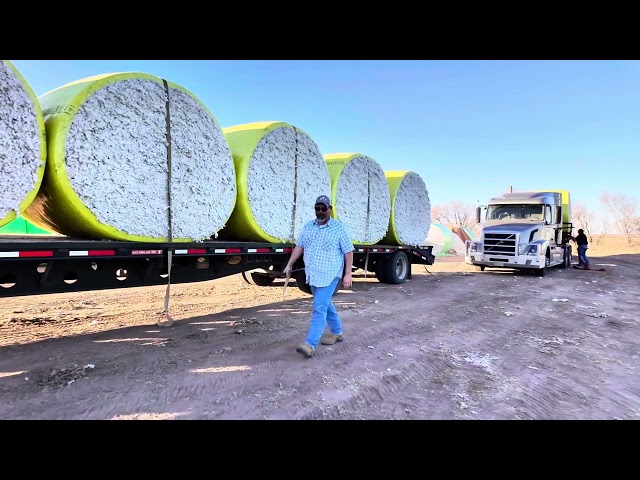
[
  {"x1": 305, "y1": 277, "x2": 342, "y2": 349},
  {"x1": 578, "y1": 245, "x2": 590, "y2": 268}
]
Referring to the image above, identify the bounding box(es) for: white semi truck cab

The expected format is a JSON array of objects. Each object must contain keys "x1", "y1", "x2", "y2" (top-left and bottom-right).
[{"x1": 465, "y1": 190, "x2": 573, "y2": 276}]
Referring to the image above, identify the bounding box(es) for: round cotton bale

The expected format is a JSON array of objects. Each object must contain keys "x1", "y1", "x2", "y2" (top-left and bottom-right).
[
  {"x1": 324, "y1": 153, "x2": 391, "y2": 245},
  {"x1": 220, "y1": 121, "x2": 331, "y2": 243},
  {"x1": 382, "y1": 170, "x2": 431, "y2": 246},
  {"x1": 0, "y1": 60, "x2": 47, "y2": 228},
  {"x1": 462, "y1": 226, "x2": 477, "y2": 240},
  {"x1": 23, "y1": 72, "x2": 236, "y2": 242},
  {"x1": 426, "y1": 223, "x2": 453, "y2": 256}
]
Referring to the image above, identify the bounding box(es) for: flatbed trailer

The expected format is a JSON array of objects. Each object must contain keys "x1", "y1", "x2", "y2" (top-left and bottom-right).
[{"x1": 0, "y1": 235, "x2": 435, "y2": 298}]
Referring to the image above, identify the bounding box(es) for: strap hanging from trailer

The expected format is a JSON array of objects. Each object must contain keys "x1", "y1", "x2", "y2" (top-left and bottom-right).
[
  {"x1": 365, "y1": 157, "x2": 371, "y2": 243},
  {"x1": 290, "y1": 126, "x2": 299, "y2": 243},
  {"x1": 160, "y1": 79, "x2": 174, "y2": 327},
  {"x1": 362, "y1": 249, "x2": 370, "y2": 287}
]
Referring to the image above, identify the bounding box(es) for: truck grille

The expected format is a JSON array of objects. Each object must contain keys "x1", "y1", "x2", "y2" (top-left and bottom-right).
[{"x1": 483, "y1": 233, "x2": 517, "y2": 256}]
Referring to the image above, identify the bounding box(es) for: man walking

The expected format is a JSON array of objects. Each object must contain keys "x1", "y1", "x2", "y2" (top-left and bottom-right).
[
  {"x1": 573, "y1": 228, "x2": 590, "y2": 269},
  {"x1": 283, "y1": 195, "x2": 355, "y2": 358}
]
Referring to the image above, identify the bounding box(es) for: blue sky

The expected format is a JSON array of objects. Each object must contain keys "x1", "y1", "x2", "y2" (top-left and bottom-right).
[{"x1": 11, "y1": 60, "x2": 640, "y2": 217}]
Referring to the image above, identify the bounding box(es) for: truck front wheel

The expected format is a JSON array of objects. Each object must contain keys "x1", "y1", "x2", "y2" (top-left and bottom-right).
[{"x1": 536, "y1": 250, "x2": 551, "y2": 276}]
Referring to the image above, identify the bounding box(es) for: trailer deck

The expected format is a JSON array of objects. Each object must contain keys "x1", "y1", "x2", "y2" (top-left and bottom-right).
[{"x1": 0, "y1": 235, "x2": 435, "y2": 297}]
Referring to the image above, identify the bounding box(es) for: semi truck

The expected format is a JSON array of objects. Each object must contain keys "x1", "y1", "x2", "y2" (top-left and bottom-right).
[
  {"x1": 0, "y1": 232, "x2": 435, "y2": 298},
  {"x1": 464, "y1": 190, "x2": 573, "y2": 276}
]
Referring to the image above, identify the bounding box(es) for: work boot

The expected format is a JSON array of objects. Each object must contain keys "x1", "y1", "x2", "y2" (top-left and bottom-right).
[
  {"x1": 296, "y1": 343, "x2": 315, "y2": 358},
  {"x1": 320, "y1": 333, "x2": 343, "y2": 345}
]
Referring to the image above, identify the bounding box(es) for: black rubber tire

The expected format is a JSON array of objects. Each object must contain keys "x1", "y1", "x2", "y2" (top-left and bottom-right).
[
  {"x1": 536, "y1": 251, "x2": 551, "y2": 276},
  {"x1": 559, "y1": 245, "x2": 572, "y2": 269},
  {"x1": 250, "y1": 271, "x2": 276, "y2": 286},
  {"x1": 294, "y1": 271, "x2": 341, "y2": 296},
  {"x1": 293, "y1": 270, "x2": 312, "y2": 294},
  {"x1": 383, "y1": 251, "x2": 410, "y2": 284},
  {"x1": 374, "y1": 258, "x2": 388, "y2": 283}
]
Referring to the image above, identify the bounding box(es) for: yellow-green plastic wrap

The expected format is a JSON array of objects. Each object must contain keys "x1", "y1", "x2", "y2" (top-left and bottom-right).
[
  {"x1": 382, "y1": 170, "x2": 431, "y2": 246},
  {"x1": 0, "y1": 60, "x2": 47, "y2": 227},
  {"x1": 324, "y1": 153, "x2": 391, "y2": 245},
  {"x1": 23, "y1": 72, "x2": 236, "y2": 242},
  {"x1": 221, "y1": 121, "x2": 331, "y2": 243},
  {"x1": 324, "y1": 153, "x2": 353, "y2": 221}
]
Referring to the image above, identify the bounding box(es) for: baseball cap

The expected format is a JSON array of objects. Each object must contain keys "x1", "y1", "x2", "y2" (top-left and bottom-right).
[{"x1": 315, "y1": 195, "x2": 331, "y2": 207}]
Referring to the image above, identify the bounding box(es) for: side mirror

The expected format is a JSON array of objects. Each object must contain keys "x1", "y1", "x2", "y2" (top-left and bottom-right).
[{"x1": 476, "y1": 207, "x2": 481, "y2": 224}]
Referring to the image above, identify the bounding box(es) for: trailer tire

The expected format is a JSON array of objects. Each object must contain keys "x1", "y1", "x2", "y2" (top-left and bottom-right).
[
  {"x1": 250, "y1": 271, "x2": 276, "y2": 287},
  {"x1": 293, "y1": 270, "x2": 340, "y2": 296},
  {"x1": 374, "y1": 258, "x2": 388, "y2": 283},
  {"x1": 383, "y1": 250, "x2": 409, "y2": 284}
]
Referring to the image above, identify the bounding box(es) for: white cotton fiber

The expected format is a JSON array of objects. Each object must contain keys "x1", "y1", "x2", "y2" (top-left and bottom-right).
[
  {"x1": 366, "y1": 163, "x2": 393, "y2": 241},
  {"x1": 0, "y1": 60, "x2": 45, "y2": 225},
  {"x1": 167, "y1": 88, "x2": 236, "y2": 241},
  {"x1": 291, "y1": 131, "x2": 332, "y2": 241},
  {"x1": 327, "y1": 154, "x2": 391, "y2": 244},
  {"x1": 64, "y1": 79, "x2": 169, "y2": 237},
  {"x1": 25, "y1": 73, "x2": 236, "y2": 242},
  {"x1": 222, "y1": 122, "x2": 331, "y2": 243},
  {"x1": 391, "y1": 172, "x2": 431, "y2": 245},
  {"x1": 245, "y1": 127, "x2": 296, "y2": 241}
]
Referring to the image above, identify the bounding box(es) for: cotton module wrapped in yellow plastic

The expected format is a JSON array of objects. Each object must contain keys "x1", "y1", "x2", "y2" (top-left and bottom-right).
[
  {"x1": 0, "y1": 60, "x2": 47, "y2": 228},
  {"x1": 324, "y1": 153, "x2": 391, "y2": 245},
  {"x1": 220, "y1": 121, "x2": 331, "y2": 243},
  {"x1": 24, "y1": 72, "x2": 236, "y2": 242},
  {"x1": 382, "y1": 170, "x2": 431, "y2": 246}
]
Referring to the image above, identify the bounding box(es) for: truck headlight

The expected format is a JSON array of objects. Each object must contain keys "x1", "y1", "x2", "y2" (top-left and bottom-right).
[
  {"x1": 470, "y1": 242, "x2": 481, "y2": 252},
  {"x1": 520, "y1": 244, "x2": 538, "y2": 255}
]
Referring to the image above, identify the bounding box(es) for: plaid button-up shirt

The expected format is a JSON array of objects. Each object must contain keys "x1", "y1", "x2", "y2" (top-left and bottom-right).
[{"x1": 296, "y1": 217, "x2": 355, "y2": 288}]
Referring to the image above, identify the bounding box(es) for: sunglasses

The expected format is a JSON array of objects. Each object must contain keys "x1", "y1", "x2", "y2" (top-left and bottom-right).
[{"x1": 314, "y1": 205, "x2": 329, "y2": 212}]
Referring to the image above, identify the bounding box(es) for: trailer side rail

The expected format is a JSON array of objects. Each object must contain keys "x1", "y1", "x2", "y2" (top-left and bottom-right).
[{"x1": 0, "y1": 238, "x2": 434, "y2": 297}]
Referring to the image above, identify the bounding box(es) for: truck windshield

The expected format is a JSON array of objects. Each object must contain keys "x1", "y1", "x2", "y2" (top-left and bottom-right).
[{"x1": 486, "y1": 204, "x2": 544, "y2": 221}]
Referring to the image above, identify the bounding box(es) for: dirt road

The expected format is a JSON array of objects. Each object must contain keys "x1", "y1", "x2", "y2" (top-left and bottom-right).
[{"x1": 1, "y1": 251, "x2": 639, "y2": 420}]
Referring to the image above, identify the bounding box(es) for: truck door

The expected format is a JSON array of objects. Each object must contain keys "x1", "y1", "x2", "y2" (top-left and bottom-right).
[{"x1": 544, "y1": 204, "x2": 562, "y2": 263}]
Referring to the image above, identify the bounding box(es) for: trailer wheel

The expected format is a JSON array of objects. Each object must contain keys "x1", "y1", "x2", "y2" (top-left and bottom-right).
[
  {"x1": 250, "y1": 271, "x2": 276, "y2": 286},
  {"x1": 383, "y1": 250, "x2": 409, "y2": 284},
  {"x1": 292, "y1": 269, "x2": 312, "y2": 295},
  {"x1": 374, "y1": 258, "x2": 388, "y2": 283},
  {"x1": 293, "y1": 271, "x2": 340, "y2": 296}
]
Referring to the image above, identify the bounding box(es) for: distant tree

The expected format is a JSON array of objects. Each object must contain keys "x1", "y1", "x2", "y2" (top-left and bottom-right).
[
  {"x1": 601, "y1": 193, "x2": 639, "y2": 245},
  {"x1": 572, "y1": 202, "x2": 595, "y2": 243},
  {"x1": 592, "y1": 218, "x2": 611, "y2": 247},
  {"x1": 431, "y1": 201, "x2": 476, "y2": 227}
]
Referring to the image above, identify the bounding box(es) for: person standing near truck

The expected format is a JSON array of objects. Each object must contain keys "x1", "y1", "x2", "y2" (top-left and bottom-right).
[
  {"x1": 573, "y1": 229, "x2": 590, "y2": 269},
  {"x1": 283, "y1": 195, "x2": 355, "y2": 358}
]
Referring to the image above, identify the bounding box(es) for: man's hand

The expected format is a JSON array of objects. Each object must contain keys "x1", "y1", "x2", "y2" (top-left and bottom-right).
[
  {"x1": 342, "y1": 272, "x2": 352, "y2": 289},
  {"x1": 283, "y1": 264, "x2": 292, "y2": 277}
]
